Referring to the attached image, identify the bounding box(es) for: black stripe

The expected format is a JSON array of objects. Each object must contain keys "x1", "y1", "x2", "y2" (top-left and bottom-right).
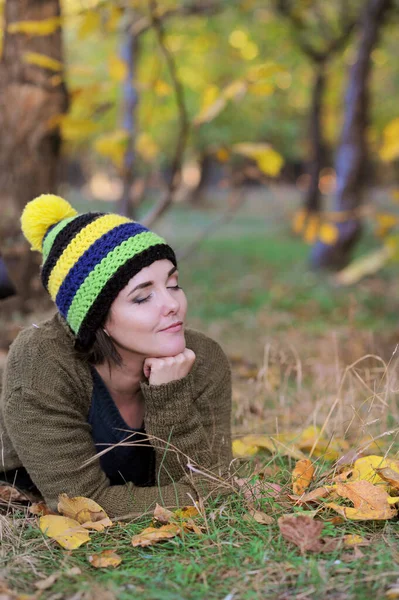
[
  {"x1": 41, "y1": 213, "x2": 103, "y2": 288},
  {"x1": 75, "y1": 244, "x2": 177, "y2": 351}
]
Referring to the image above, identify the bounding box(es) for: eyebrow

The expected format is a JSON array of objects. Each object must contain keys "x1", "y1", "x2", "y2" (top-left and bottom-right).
[{"x1": 127, "y1": 266, "x2": 178, "y2": 296}]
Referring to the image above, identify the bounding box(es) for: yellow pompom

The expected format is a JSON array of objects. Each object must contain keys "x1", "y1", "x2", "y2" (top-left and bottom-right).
[{"x1": 21, "y1": 194, "x2": 78, "y2": 252}]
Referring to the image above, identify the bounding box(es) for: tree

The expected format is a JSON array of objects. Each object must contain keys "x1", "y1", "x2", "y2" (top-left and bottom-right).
[
  {"x1": 0, "y1": 0, "x2": 68, "y2": 305},
  {"x1": 310, "y1": 0, "x2": 393, "y2": 269},
  {"x1": 275, "y1": 0, "x2": 359, "y2": 216}
]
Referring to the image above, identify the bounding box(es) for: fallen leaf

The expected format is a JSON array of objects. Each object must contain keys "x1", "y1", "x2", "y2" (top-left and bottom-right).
[
  {"x1": 34, "y1": 572, "x2": 60, "y2": 590},
  {"x1": 375, "y1": 467, "x2": 399, "y2": 491},
  {"x1": 343, "y1": 534, "x2": 369, "y2": 547},
  {"x1": 39, "y1": 515, "x2": 90, "y2": 549},
  {"x1": 386, "y1": 583, "x2": 399, "y2": 598},
  {"x1": 0, "y1": 485, "x2": 29, "y2": 503},
  {"x1": 153, "y1": 503, "x2": 174, "y2": 525},
  {"x1": 292, "y1": 459, "x2": 314, "y2": 495},
  {"x1": 88, "y1": 550, "x2": 122, "y2": 568},
  {"x1": 247, "y1": 508, "x2": 274, "y2": 525},
  {"x1": 58, "y1": 494, "x2": 112, "y2": 530},
  {"x1": 232, "y1": 438, "x2": 259, "y2": 458},
  {"x1": 325, "y1": 501, "x2": 397, "y2": 521},
  {"x1": 235, "y1": 477, "x2": 281, "y2": 503},
  {"x1": 131, "y1": 524, "x2": 181, "y2": 547},
  {"x1": 278, "y1": 515, "x2": 340, "y2": 554},
  {"x1": 174, "y1": 506, "x2": 199, "y2": 519},
  {"x1": 65, "y1": 566, "x2": 82, "y2": 576},
  {"x1": 350, "y1": 456, "x2": 399, "y2": 485},
  {"x1": 181, "y1": 518, "x2": 204, "y2": 534},
  {"x1": 335, "y1": 480, "x2": 396, "y2": 510},
  {"x1": 297, "y1": 426, "x2": 349, "y2": 461},
  {"x1": 288, "y1": 486, "x2": 330, "y2": 504},
  {"x1": 28, "y1": 501, "x2": 55, "y2": 516}
]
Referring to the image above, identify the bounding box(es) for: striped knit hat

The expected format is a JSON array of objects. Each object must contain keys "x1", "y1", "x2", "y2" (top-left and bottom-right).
[{"x1": 21, "y1": 194, "x2": 176, "y2": 350}]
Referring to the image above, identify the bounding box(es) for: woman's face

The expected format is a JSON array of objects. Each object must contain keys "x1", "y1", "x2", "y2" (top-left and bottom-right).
[{"x1": 104, "y1": 259, "x2": 187, "y2": 359}]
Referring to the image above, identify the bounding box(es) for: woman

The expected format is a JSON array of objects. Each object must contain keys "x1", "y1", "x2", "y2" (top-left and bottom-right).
[{"x1": 0, "y1": 195, "x2": 233, "y2": 517}]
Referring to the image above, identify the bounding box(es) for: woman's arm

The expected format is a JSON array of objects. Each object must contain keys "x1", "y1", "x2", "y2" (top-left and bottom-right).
[
  {"x1": 141, "y1": 334, "x2": 233, "y2": 487},
  {"x1": 3, "y1": 386, "x2": 201, "y2": 518}
]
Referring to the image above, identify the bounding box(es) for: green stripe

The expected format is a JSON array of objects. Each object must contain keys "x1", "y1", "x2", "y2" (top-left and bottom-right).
[
  {"x1": 42, "y1": 216, "x2": 77, "y2": 260},
  {"x1": 67, "y1": 231, "x2": 163, "y2": 333}
]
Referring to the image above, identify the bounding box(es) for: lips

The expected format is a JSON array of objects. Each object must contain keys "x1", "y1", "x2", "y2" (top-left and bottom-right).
[{"x1": 160, "y1": 321, "x2": 183, "y2": 332}]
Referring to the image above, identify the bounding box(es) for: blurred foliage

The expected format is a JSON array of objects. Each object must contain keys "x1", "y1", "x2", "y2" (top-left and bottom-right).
[{"x1": 0, "y1": 0, "x2": 398, "y2": 181}]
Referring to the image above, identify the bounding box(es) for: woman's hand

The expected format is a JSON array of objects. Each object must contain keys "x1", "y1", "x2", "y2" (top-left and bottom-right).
[{"x1": 143, "y1": 348, "x2": 196, "y2": 386}]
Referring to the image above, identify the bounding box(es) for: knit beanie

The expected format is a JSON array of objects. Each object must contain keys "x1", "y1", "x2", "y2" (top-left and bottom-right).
[{"x1": 21, "y1": 194, "x2": 177, "y2": 350}]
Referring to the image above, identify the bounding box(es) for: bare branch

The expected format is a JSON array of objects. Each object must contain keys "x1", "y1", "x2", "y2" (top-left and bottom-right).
[{"x1": 141, "y1": 0, "x2": 190, "y2": 227}]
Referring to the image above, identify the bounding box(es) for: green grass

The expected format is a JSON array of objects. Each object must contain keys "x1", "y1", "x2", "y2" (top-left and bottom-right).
[
  {"x1": 3, "y1": 189, "x2": 399, "y2": 599},
  {"x1": 3, "y1": 476, "x2": 399, "y2": 600}
]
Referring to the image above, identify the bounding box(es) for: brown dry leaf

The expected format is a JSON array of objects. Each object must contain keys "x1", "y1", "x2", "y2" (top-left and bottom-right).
[
  {"x1": 235, "y1": 477, "x2": 281, "y2": 503},
  {"x1": 326, "y1": 501, "x2": 397, "y2": 521},
  {"x1": 335, "y1": 480, "x2": 397, "y2": 510},
  {"x1": 278, "y1": 515, "x2": 339, "y2": 554},
  {"x1": 181, "y1": 518, "x2": 204, "y2": 534},
  {"x1": 34, "y1": 572, "x2": 60, "y2": 590},
  {"x1": 288, "y1": 486, "x2": 330, "y2": 504},
  {"x1": 375, "y1": 467, "x2": 399, "y2": 491},
  {"x1": 131, "y1": 524, "x2": 181, "y2": 547},
  {"x1": 58, "y1": 494, "x2": 112, "y2": 531},
  {"x1": 153, "y1": 503, "x2": 174, "y2": 525},
  {"x1": 88, "y1": 549, "x2": 122, "y2": 569},
  {"x1": 39, "y1": 515, "x2": 90, "y2": 549},
  {"x1": 0, "y1": 485, "x2": 29, "y2": 503},
  {"x1": 343, "y1": 534, "x2": 369, "y2": 547},
  {"x1": 247, "y1": 508, "x2": 274, "y2": 525},
  {"x1": 292, "y1": 459, "x2": 315, "y2": 495},
  {"x1": 28, "y1": 502, "x2": 55, "y2": 516}
]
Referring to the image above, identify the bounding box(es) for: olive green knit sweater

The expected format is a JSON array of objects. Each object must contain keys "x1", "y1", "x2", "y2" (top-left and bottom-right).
[{"x1": 0, "y1": 315, "x2": 232, "y2": 517}]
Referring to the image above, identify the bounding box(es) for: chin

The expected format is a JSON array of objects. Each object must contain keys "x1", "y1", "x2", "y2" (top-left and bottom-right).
[{"x1": 155, "y1": 332, "x2": 186, "y2": 357}]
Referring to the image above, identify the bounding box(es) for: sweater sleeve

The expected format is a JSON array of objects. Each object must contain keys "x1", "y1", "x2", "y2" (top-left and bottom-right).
[
  {"x1": 141, "y1": 335, "x2": 233, "y2": 487},
  {"x1": 3, "y1": 385, "x2": 221, "y2": 519}
]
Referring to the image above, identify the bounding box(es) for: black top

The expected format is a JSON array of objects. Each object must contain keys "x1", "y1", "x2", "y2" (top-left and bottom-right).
[{"x1": 88, "y1": 367, "x2": 155, "y2": 487}]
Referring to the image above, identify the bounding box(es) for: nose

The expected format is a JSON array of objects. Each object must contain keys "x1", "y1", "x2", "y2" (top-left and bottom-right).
[{"x1": 161, "y1": 287, "x2": 180, "y2": 315}]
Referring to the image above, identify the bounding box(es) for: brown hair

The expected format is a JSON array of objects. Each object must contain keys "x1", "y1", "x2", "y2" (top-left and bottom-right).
[{"x1": 85, "y1": 328, "x2": 123, "y2": 367}]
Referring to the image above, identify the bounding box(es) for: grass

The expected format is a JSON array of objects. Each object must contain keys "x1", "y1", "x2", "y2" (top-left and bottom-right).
[{"x1": 2, "y1": 187, "x2": 399, "y2": 599}]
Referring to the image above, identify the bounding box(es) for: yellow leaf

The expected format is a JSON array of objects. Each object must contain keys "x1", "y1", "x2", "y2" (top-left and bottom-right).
[
  {"x1": 247, "y1": 509, "x2": 274, "y2": 525},
  {"x1": 106, "y1": 6, "x2": 123, "y2": 32},
  {"x1": 39, "y1": 515, "x2": 90, "y2": 549},
  {"x1": 292, "y1": 210, "x2": 307, "y2": 234},
  {"x1": 131, "y1": 524, "x2": 181, "y2": 547},
  {"x1": 326, "y1": 501, "x2": 396, "y2": 521},
  {"x1": 215, "y1": 148, "x2": 230, "y2": 162},
  {"x1": 58, "y1": 493, "x2": 112, "y2": 531},
  {"x1": 248, "y1": 82, "x2": 274, "y2": 96},
  {"x1": 78, "y1": 10, "x2": 101, "y2": 40},
  {"x1": 318, "y1": 223, "x2": 339, "y2": 245},
  {"x1": 154, "y1": 79, "x2": 172, "y2": 97},
  {"x1": 292, "y1": 459, "x2": 314, "y2": 495},
  {"x1": 94, "y1": 130, "x2": 128, "y2": 166},
  {"x1": 343, "y1": 534, "x2": 369, "y2": 547},
  {"x1": 303, "y1": 214, "x2": 320, "y2": 244},
  {"x1": 335, "y1": 246, "x2": 393, "y2": 286},
  {"x1": 88, "y1": 550, "x2": 122, "y2": 569},
  {"x1": 232, "y1": 438, "x2": 259, "y2": 458},
  {"x1": 232, "y1": 143, "x2": 283, "y2": 177},
  {"x1": 108, "y1": 55, "x2": 127, "y2": 82},
  {"x1": 351, "y1": 455, "x2": 399, "y2": 485},
  {"x1": 223, "y1": 80, "x2": 247, "y2": 100},
  {"x1": 136, "y1": 133, "x2": 159, "y2": 162},
  {"x1": 23, "y1": 52, "x2": 62, "y2": 71},
  {"x1": 59, "y1": 116, "x2": 98, "y2": 141},
  {"x1": 174, "y1": 506, "x2": 199, "y2": 519},
  {"x1": 297, "y1": 426, "x2": 349, "y2": 461},
  {"x1": 8, "y1": 17, "x2": 61, "y2": 36},
  {"x1": 380, "y1": 118, "x2": 399, "y2": 163}
]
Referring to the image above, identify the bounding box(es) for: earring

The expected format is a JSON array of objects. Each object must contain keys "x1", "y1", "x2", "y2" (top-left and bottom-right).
[{"x1": 103, "y1": 329, "x2": 110, "y2": 337}]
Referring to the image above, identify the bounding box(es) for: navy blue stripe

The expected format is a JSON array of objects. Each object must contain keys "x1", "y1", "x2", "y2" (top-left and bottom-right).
[{"x1": 56, "y1": 222, "x2": 149, "y2": 317}]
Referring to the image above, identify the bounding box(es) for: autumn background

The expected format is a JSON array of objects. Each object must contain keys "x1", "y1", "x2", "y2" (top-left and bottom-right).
[{"x1": 1, "y1": 0, "x2": 399, "y2": 599}]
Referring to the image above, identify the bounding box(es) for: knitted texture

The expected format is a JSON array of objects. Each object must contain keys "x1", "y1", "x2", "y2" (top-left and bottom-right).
[
  {"x1": 20, "y1": 195, "x2": 176, "y2": 349},
  {"x1": 0, "y1": 315, "x2": 233, "y2": 518}
]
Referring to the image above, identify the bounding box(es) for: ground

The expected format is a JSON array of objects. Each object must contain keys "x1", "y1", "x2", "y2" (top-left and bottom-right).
[{"x1": 1, "y1": 186, "x2": 399, "y2": 599}]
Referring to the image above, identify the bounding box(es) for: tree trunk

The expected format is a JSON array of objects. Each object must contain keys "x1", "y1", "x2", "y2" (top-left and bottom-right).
[
  {"x1": 0, "y1": 0, "x2": 68, "y2": 307},
  {"x1": 117, "y1": 24, "x2": 139, "y2": 219},
  {"x1": 310, "y1": 0, "x2": 392, "y2": 270},
  {"x1": 304, "y1": 62, "x2": 326, "y2": 214}
]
